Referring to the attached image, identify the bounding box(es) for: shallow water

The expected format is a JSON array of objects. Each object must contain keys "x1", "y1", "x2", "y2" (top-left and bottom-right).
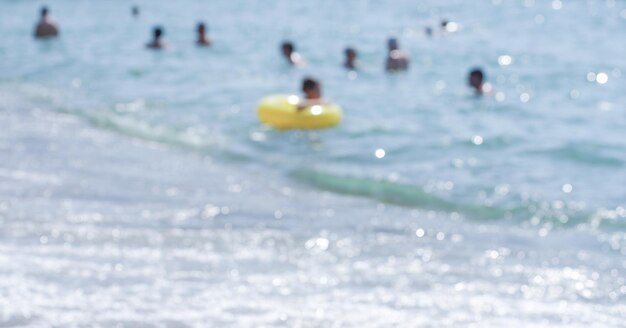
[{"x1": 0, "y1": 0, "x2": 625, "y2": 327}]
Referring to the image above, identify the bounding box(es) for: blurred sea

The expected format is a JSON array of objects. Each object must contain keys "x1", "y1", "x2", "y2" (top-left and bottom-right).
[{"x1": 0, "y1": 0, "x2": 625, "y2": 326}]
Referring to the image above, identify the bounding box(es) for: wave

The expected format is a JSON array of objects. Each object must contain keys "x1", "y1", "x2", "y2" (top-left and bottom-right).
[
  {"x1": 527, "y1": 142, "x2": 625, "y2": 167},
  {"x1": 68, "y1": 108, "x2": 253, "y2": 163},
  {"x1": 289, "y1": 167, "x2": 625, "y2": 231},
  {"x1": 290, "y1": 167, "x2": 511, "y2": 220},
  {"x1": 4, "y1": 82, "x2": 623, "y2": 231}
]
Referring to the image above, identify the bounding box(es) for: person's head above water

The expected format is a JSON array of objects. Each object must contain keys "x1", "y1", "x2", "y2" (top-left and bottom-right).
[
  {"x1": 132, "y1": 6, "x2": 140, "y2": 17},
  {"x1": 197, "y1": 22, "x2": 206, "y2": 34},
  {"x1": 154, "y1": 26, "x2": 163, "y2": 39},
  {"x1": 302, "y1": 77, "x2": 321, "y2": 100},
  {"x1": 281, "y1": 41, "x2": 304, "y2": 66},
  {"x1": 468, "y1": 68, "x2": 485, "y2": 93},
  {"x1": 344, "y1": 47, "x2": 357, "y2": 69},
  {"x1": 40, "y1": 6, "x2": 49, "y2": 19},
  {"x1": 281, "y1": 41, "x2": 294, "y2": 57},
  {"x1": 388, "y1": 38, "x2": 399, "y2": 51},
  {"x1": 345, "y1": 47, "x2": 357, "y2": 59}
]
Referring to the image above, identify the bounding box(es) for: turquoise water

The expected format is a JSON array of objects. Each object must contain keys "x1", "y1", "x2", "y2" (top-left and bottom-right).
[{"x1": 1, "y1": 0, "x2": 625, "y2": 326}]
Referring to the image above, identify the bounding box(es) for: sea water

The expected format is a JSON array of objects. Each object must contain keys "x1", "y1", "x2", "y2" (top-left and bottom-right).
[{"x1": 0, "y1": 0, "x2": 625, "y2": 326}]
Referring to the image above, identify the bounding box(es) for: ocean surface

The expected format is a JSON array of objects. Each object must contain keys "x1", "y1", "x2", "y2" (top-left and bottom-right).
[{"x1": 1, "y1": 0, "x2": 625, "y2": 326}]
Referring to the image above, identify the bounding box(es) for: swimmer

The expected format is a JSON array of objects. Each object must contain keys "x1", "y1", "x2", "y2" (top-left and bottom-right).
[
  {"x1": 131, "y1": 6, "x2": 140, "y2": 18},
  {"x1": 281, "y1": 41, "x2": 305, "y2": 66},
  {"x1": 468, "y1": 68, "x2": 490, "y2": 95},
  {"x1": 344, "y1": 47, "x2": 357, "y2": 70},
  {"x1": 298, "y1": 77, "x2": 327, "y2": 109},
  {"x1": 441, "y1": 19, "x2": 459, "y2": 33},
  {"x1": 34, "y1": 6, "x2": 59, "y2": 38},
  {"x1": 424, "y1": 27, "x2": 433, "y2": 37},
  {"x1": 146, "y1": 26, "x2": 166, "y2": 49},
  {"x1": 385, "y1": 38, "x2": 409, "y2": 71},
  {"x1": 196, "y1": 22, "x2": 211, "y2": 46}
]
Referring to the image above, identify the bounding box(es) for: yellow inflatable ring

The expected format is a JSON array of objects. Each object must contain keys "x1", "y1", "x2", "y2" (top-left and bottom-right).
[{"x1": 257, "y1": 95, "x2": 342, "y2": 130}]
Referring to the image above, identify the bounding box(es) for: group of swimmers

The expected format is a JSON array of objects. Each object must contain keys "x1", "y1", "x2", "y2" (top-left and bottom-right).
[{"x1": 33, "y1": 5, "x2": 488, "y2": 108}]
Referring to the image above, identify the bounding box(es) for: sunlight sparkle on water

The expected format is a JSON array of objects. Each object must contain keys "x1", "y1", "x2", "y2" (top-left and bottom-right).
[
  {"x1": 498, "y1": 55, "x2": 512, "y2": 66},
  {"x1": 375, "y1": 148, "x2": 386, "y2": 158},
  {"x1": 535, "y1": 14, "x2": 545, "y2": 24},
  {"x1": 445, "y1": 22, "x2": 459, "y2": 32},
  {"x1": 520, "y1": 93, "x2": 530, "y2": 103},
  {"x1": 495, "y1": 92, "x2": 506, "y2": 102},
  {"x1": 586, "y1": 72, "x2": 597, "y2": 82},
  {"x1": 562, "y1": 184, "x2": 573, "y2": 193},
  {"x1": 596, "y1": 72, "x2": 608, "y2": 84},
  {"x1": 483, "y1": 83, "x2": 493, "y2": 93}
]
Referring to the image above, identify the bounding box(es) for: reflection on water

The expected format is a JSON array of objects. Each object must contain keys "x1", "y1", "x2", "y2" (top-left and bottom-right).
[{"x1": 0, "y1": 0, "x2": 625, "y2": 326}]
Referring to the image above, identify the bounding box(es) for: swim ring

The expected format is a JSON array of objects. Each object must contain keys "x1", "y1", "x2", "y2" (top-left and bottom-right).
[{"x1": 257, "y1": 95, "x2": 342, "y2": 130}]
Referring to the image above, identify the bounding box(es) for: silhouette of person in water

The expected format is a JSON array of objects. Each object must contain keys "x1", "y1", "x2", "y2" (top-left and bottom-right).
[
  {"x1": 196, "y1": 22, "x2": 211, "y2": 46},
  {"x1": 468, "y1": 68, "x2": 488, "y2": 95},
  {"x1": 131, "y1": 6, "x2": 140, "y2": 18},
  {"x1": 298, "y1": 77, "x2": 327, "y2": 109},
  {"x1": 441, "y1": 20, "x2": 450, "y2": 30},
  {"x1": 281, "y1": 41, "x2": 304, "y2": 66},
  {"x1": 424, "y1": 27, "x2": 433, "y2": 37},
  {"x1": 34, "y1": 6, "x2": 59, "y2": 38},
  {"x1": 385, "y1": 38, "x2": 409, "y2": 71},
  {"x1": 344, "y1": 47, "x2": 357, "y2": 70},
  {"x1": 441, "y1": 19, "x2": 459, "y2": 33},
  {"x1": 146, "y1": 26, "x2": 166, "y2": 49}
]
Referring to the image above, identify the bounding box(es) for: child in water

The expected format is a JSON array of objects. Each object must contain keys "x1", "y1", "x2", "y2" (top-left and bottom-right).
[
  {"x1": 298, "y1": 78, "x2": 327, "y2": 109},
  {"x1": 385, "y1": 38, "x2": 409, "y2": 71},
  {"x1": 281, "y1": 41, "x2": 305, "y2": 66},
  {"x1": 146, "y1": 26, "x2": 166, "y2": 49},
  {"x1": 344, "y1": 47, "x2": 357, "y2": 70},
  {"x1": 196, "y1": 22, "x2": 211, "y2": 46},
  {"x1": 34, "y1": 6, "x2": 59, "y2": 38},
  {"x1": 468, "y1": 68, "x2": 492, "y2": 95}
]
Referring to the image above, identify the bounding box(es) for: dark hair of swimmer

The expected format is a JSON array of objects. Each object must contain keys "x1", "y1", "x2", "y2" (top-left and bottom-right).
[
  {"x1": 387, "y1": 38, "x2": 399, "y2": 50},
  {"x1": 345, "y1": 47, "x2": 356, "y2": 57},
  {"x1": 41, "y1": 6, "x2": 49, "y2": 17},
  {"x1": 282, "y1": 41, "x2": 294, "y2": 54},
  {"x1": 197, "y1": 22, "x2": 207, "y2": 33},
  {"x1": 441, "y1": 20, "x2": 449, "y2": 28},
  {"x1": 132, "y1": 6, "x2": 140, "y2": 17},
  {"x1": 469, "y1": 68, "x2": 485, "y2": 92},
  {"x1": 302, "y1": 77, "x2": 321, "y2": 99},
  {"x1": 154, "y1": 26, "x2": 163, "y2": 38}
]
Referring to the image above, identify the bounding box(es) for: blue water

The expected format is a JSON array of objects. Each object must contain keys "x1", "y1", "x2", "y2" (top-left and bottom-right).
[{"x1": 1, "y1": 0, "x2": 625, "y2": 326}]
